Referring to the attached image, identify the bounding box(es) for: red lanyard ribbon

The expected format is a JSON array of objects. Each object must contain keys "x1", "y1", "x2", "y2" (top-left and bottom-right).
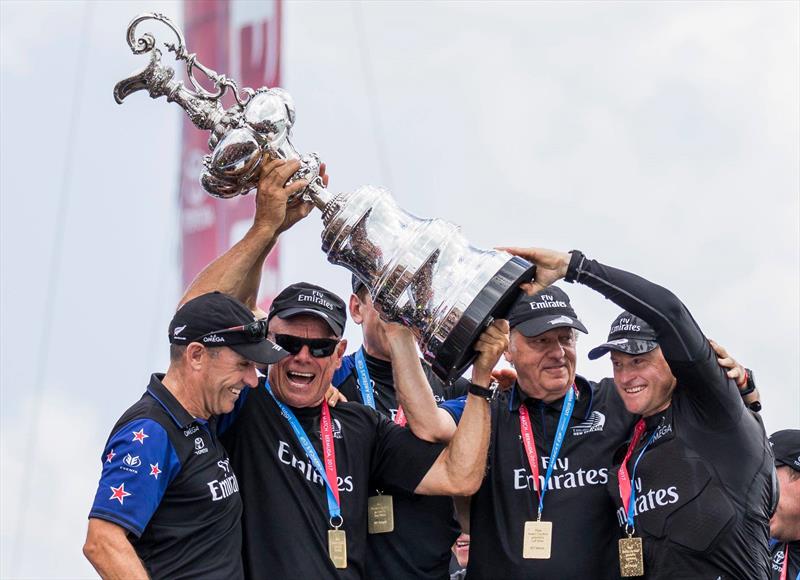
[
  {"x1": 320, "y1": 400, "x2": 340, "y2": 506},
  {"x1": 393, "y1": 405, "x2": 407, "y2": 427},
  {"x1": 518, "y1": 404, "x2": 542, "y2": 498},
  {"x1": 618, "y1": 419, "x2": 647, "y2": 531},
  {"x1": 780, "y1": 542, "x2": 788, "y2": 580}
]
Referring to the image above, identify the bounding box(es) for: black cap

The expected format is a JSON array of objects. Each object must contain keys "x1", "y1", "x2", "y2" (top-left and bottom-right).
[
  {"x1": 588, "y1": 311, "x2": 658, "y2": 360},
  {"x1": 351, "y1": 273, "x2": 366, "y2": 295},
  {"x1": 169, "y1": 292, "x2": 288, "y2": 365},
  {"x1": 268, "y1": 282, "x2": 347, "y2": 337},
  {"x1": 507, "y1": 285, "x2": 588, "y2": 337},
  {"x1": 770, "y1": 430, "x2": 800, "y2": 472}
]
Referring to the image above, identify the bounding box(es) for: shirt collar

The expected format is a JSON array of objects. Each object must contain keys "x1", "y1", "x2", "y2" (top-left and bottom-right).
[
  {"x1": 509, "y1": 375, "x2": 594, "y2": 420},
  {"x1": 147, "y1": 373, "x2": 198, "y2": 429}
]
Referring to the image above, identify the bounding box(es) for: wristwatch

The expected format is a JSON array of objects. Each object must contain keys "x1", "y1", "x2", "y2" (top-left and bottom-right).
[{"x1": 468, "y1": 382, "x2": 496, "y2": 402}]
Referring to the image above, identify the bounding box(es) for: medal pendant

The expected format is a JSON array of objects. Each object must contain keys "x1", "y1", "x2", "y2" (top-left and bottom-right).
[
  {"x1": 328, "y1": 529, "x2": 347, "y2": 569},
  {"x1": 368, "y1": 495, "x2": 395, "y2": 534},
  {"x1": 522, "y1": 520, "x2": 552, "y2": 559},
  {"x1": 618, "y1": 536, "x2": 644, "y2": 577}
]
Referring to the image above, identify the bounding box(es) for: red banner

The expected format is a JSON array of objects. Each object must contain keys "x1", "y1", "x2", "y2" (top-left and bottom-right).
[{"x1": 180, "y1": 0, "x2": 282, "y2": 310}]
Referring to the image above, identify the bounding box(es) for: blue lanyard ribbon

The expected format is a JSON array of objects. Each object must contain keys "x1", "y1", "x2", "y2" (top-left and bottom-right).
[
  {"x1": 537, "y1": 386, "x2": 576, "y2": 515},
  {"x1": 625, "y1": 428, "x2": 660, "y2": 529},
  {"x1": 354, "y1": 348, "x2": 376, "y2": 409},
  {"x1": 264, "y1": 382, "x2": 341, "y2": 521}
]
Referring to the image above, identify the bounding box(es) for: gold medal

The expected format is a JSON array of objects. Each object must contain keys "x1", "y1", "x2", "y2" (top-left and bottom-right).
[
  {"x1": 368, "y1": 494, "x2": 394, "y2": 534},
  {"x1": 618, "y1": 536, "x2": 644, "y2": 577},
  {"x1": 328, "y1": 529, "x2": 347, "y2": 569},
  {"x1": 522, "y1": 520, "x2": 552, "y2": 559}
]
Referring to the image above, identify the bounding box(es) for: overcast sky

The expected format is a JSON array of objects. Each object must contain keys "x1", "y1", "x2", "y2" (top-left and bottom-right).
[{"x1": 1, "y1": 1, "x2": 798, "y2": 577}]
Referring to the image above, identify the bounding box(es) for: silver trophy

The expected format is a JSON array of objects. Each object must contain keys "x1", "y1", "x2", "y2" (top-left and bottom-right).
[{"x1": 115, "y1": 13, "x2": 535, "y2": 382}]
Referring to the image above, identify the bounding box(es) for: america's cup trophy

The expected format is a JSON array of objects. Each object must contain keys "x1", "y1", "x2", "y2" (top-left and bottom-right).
[{"x1": 115, "y1": 13, "x2": 535, "y2": 382}]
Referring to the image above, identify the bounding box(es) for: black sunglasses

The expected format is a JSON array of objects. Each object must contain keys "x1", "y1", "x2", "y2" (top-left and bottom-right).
[
  {"x1": 197, "y1": 319, "x2": 269, "y2": 344},
  {"x1": 273, "y1": 334, "x2": 339, "y2": 358}
]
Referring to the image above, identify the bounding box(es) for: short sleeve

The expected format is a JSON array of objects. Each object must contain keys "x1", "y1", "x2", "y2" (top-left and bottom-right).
[
  {"x1": 88, "y1": 418, "x2": 181, "y2": 537},
  {"x1": 438, "y1": 396, "x2": 467, "y2": 425},
  {"x1": 371, "y1": 414, "x2": 445, "y2": 494}
]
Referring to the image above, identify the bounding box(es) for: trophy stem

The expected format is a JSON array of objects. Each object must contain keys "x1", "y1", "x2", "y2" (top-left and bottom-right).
[{"x1": 306, "y1": 180, "x2": 333, "y2": 210}]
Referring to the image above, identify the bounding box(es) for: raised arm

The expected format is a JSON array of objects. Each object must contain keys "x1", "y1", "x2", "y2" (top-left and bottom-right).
[
  {"x1": 503, "y1": 247, "x2": 744, "y2": 423},
  {"x1": 386, "y1": 324, "x2": 459, "y2": 443},
  {"x1": 179, "y1": 157, "x2": 324, "y2": 309},
  {"x1": 414, "y1": 320, "x2": 509, "y2": 496},
  {"x1": 83, "y1": 519, "x2": 148, "y2": 580}
]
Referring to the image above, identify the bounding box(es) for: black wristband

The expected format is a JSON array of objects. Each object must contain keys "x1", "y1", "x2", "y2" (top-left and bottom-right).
[
  {"x1": 564, "y1": 250, "x2": 585, "y2": 283},
  {"x1": 468, "y1": 383, "x2": 494, "y2": 402},
  {"x1": 739, "y1": 368, "x2": 757, "y2": 397}
]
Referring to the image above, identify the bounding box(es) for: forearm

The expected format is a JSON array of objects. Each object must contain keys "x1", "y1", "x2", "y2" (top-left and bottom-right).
[
  {"x1": 415, "y1": 393, "x2": 490, "y2": 496},
  {"x1": 180, "y1": 223, "x2": 279, "y2": 309},
  {"x1": 390, "y1": 334, "x2": 457, "y2": 443},
  {"x1": 567, "y1": 251, "x2": 707, "y2": 362},
  {"x1": 83, "y1": 520, "x2": 148, "y2": 580}
]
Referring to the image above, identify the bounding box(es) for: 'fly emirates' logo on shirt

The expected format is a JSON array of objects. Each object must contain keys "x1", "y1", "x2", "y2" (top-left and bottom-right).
[
  {"x1": 513, "y1": 455, "x2": 609, "y2": 492},
  {"x1": 277, "y1": 441, "x2": 354, "y2": 492},
  {"x1": 615, "y1": 477, "x2": 679, "y2": 526}
]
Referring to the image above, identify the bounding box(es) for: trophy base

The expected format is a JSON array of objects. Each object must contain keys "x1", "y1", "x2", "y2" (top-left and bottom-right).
[{"x1": 429, "y1": 256, "x2": 536, "y2": 383}]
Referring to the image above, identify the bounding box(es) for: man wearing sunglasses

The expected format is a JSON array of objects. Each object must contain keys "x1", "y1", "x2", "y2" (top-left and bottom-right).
[
  {"x1": 84, "y1": 291, "x2": 288, "y2": 579},
  {"x1": 175, "y1": 156, "x2": 502, "y2": 578},
  {"x1": 207, "y1": 281, "x2": 503, "y2": 579}
]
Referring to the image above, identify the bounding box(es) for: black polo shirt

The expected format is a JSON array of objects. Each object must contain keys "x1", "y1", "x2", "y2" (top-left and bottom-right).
[
  {"x1": 88, "y1": 374, "x2": 243, "y2": 579},
  {"x1": 770, "y1": 540, "x2": 800, "y2": 579},
  {"x1": 333, "y1": 350, "x2": 469, "y2": 580},
  {"x1": 220, "y1": 377, "x2": 445, "y2": 579},
  {"x1": 441, "y1": 376, "x2": 635, "y2": 579}
]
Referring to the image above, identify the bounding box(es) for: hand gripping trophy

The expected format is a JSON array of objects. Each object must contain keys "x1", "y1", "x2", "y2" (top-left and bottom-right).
[{"x1": 115, "y1": 13, "x2": 534, "y2": 382}]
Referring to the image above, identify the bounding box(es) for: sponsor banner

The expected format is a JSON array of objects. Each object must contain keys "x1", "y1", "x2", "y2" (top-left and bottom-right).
[{"x1": 180, "y1": 0, "x2": 282, "y2": 311}]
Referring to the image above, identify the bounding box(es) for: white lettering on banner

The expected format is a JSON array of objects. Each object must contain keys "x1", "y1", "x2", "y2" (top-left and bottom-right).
[
  {"x1": 277, "y1": 440, "x2": 354, "y2": 492},
  {"x1": 615, "y1": 478, "x2": 680, "y2": 526}
]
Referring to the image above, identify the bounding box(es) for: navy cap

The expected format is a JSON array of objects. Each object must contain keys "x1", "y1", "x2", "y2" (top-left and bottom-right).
[
  {"x1": 507, "y1": 285, "x2": 587, "y2": 337},
  {"x1": 588, "y1": 311, "x2": 658, "y2": 360},
  {"x1": 169, "y1": 292, "x2": 288, "y2": 365},
  {"x1": 268, "y1": 282, "x2": 347, "y2": 337},
  {"x1": 770, "y1": 429, "x2": 800, "y2": 472},
  {"x1": 351, "y1": 273, "x2": 366, "y2": 295}
]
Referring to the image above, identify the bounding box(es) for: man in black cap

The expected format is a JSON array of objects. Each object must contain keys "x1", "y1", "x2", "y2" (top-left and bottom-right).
[
  {"x1": 83, "y1": 291, "x2": 288, "y2": 579},
  {"x1": 177, "y1": 156, "x2": 502, "y2": 578},
  {"x1": 430, "y1": 285, "x2": 638, "y2": 579},
  {"x1": 769, "y1": 429, "x2": 800, "y2": 580},
  {"x1": 328, "y1": 274, "x2": 470, "y2": 580},
  {"x1": 501, "y1": 246, "x2": 775, "y2": 579}
]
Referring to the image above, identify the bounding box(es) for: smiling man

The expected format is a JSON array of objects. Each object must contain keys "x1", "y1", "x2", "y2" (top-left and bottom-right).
[
  {"x1": 83, "y1": 291, "x2": 288, "y2": 579},
  {"x1": 503, "y1": 246, "x2": 775, "y2": 580},
  {"x1": 209, "y1": 281, "x2": 500, "y2": 578}
]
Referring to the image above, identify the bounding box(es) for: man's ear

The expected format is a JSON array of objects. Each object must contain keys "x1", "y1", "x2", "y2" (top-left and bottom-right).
[
  {"x1": 349, "y1": 294, "x2": 364, "y2": 325},
  {"x1": 334, "y1": 339, "x2": 348, "y2": 369},
  {"x1": 186, "y1": 342, "x2": 206, "y2": 371}
]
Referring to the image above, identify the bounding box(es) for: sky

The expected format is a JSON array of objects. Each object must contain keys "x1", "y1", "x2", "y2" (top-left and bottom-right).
[{"x1": 1, "y1": 0, "x2": 798, "y2": 577}]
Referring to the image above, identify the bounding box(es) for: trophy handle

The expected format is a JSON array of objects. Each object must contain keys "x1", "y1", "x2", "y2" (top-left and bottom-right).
[{"x1": 123, "y1": 12, "x2": 253, "y2": 107}]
